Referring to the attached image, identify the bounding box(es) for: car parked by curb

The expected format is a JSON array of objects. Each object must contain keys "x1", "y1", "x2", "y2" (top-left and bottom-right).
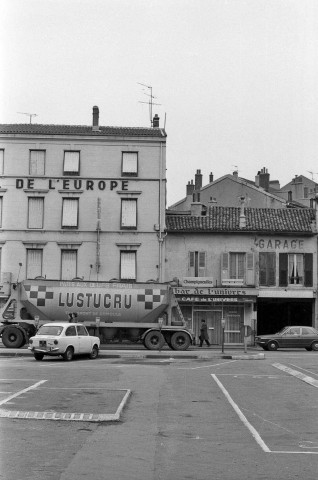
[
  {"x1": 28, "y1": 322, "x2": 100, "y2": 361},
  {"x1": 255, "y1": 326, "x2": 318, "y2": 351}
]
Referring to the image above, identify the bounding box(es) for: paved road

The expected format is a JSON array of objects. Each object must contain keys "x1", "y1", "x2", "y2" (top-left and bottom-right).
[{"x1": 0, "y1": 351, "x2": 317, "y2": 479}]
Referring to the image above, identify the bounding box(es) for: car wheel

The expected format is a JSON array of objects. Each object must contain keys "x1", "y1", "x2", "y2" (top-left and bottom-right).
[
  {"x1": 62, "y1": 346, "x2": 74, "y2": 361},
  {"x1": 88, "y1": 345, "x2": 99, "y2": 359},
  {"x1": 311, "y1": 341, "x2": 318, "y2": 352},
  {"x1": 305, "y1": 347, "x2": 312, "y2": 351},
  {"x1": 267, "y1": 341, "x2": 278, "y2": 351},
  {"x1": 34, "y1": 352, "x2": 44, "y2": 361}
]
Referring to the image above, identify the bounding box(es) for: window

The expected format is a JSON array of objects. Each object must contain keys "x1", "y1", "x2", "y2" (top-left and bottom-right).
[
  {"x1": 26, "y1": 249, "x2": 43, "y2": 278},
  {"x1": 279, "y1": 253, "x2": 313, "y2": 287},
  {"x1": 121, "y1": 199, "x2": 137, "y2": 229},
  {"x1": 62, "y1": 198, "x2": 79, "y2": 228},
  {"x1": 188, "y1": 251, "x2": 206, "y2": 277},
  {"x1": 120, "y1": 251, "x2": 136, "y2": 280},
  {"x1": 61, "y1": 250, "x2": 77, "y2": 280},
  {"x1": 63, "y1": 151, "x2": 80, "y2": 175},
  {"x1": 122, "y1": 152, "x2": 138, "y2": 176},
  {"x1": 259, "y1": 252, "x2": 276, "y2": 286},
  {"x1": 77, "y1": 325, "x2": 88, "y2": 336},
  {"x1": 221, "y1": 252, "x2": 255, "y2": 286},
  {"x1": 28, "y1": 197, "x2": 44, "y2": 229},
  {"x1": 30, "y1": 150, "x2": 45, "y2": 175},
  {"x1": 65, "y1": 326, "x2": 77, "y2": 336},
  {"x1": 0, "y1": 150, "x2": 4, "y2": 175},
  {"x1": 303, "y1": 187, "x2": 308, "y2": 199}
]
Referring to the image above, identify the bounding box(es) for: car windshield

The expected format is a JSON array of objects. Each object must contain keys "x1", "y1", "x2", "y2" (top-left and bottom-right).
[{"x1": 37, "y1": 325, "x2": 63, "y2": 336}]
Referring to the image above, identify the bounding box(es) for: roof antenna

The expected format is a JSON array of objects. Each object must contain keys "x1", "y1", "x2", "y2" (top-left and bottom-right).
[
  {"x1": 137, "y1": 83, "x2": 161, "y2": 127},
  {"x1": 17, "y1": 112, "x2": 38, "y2": 123}
]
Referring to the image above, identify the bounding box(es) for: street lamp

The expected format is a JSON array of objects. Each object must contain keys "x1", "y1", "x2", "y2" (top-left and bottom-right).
[{"x1": 221, "y1": 318, "x2": 226, "y2": 353}]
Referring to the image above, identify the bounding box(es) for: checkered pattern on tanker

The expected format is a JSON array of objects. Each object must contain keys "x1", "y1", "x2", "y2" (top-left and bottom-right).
[
  {"x1": 137, "y1": 288, "x2": 167, "y2": 310},
  {"x1": 24, "y1": 284, "x2": 54, "y2": 307}
]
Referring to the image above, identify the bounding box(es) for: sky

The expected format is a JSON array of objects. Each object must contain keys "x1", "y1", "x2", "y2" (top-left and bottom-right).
[{"x1": 1, "y1": 0, "x2": 318, "y2": 206}]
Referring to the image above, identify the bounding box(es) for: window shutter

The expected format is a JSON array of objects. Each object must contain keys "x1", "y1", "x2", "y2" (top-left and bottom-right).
[
  {"x1": 0, "y1": 197, "x2": 2, "y2": 228},
  {"x1": 61, "y1": 250, "x2": 77, "y2": 280},
  {"x1": 304, "y1": 253, "x2": 313, "y2": 287},
  {"x1": 62, "y1": 199, "x2": 78, "y2": 227},
  {"x1": 121, "y1": 251, "x2": 136, "y2": 280},
  {"x1": 246, "y1": 253, "x2": 255, "y2": 286},
  {"x1": 279, "y1": 253, "x2": 288, "y2": 287},
  {"x1": 122, "y1": 152, "x2": 138, "y2": 175},
  {"x1": 198, "y1": 251, "x2": 206, "y2": 277},
  {"x1": 28, "y1": 198, "x2": 44, "y2": 228},
  {"x1": 64, "y1": 152, "x2": 79, "y2": 174},
  {"x1": 188, "y1": 251, "x2": 195, "y2": 276},
  {"x1": 121, "y1": 199, "x2": 137, "y2": 228},
  {"x1": 221, "y1": 253, "x2": 229, "y2": 282},
  {"x1": 27, "y1": 249, "x2": 42, "y2": 278},
  {"x1": 0, "y1": 150, "x2": 4, "y2": 175},
  {"x1": 30, "y1": 151, "x2": 45, "y2": 175}
]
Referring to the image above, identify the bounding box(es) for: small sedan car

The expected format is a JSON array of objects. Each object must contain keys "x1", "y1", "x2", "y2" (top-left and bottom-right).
[
  {"x1": 255, "y1": 326, "x2": 318, "y2": 351},
  {"x1": 28, "y1": 322, "x2": 100, "y2": 361}
]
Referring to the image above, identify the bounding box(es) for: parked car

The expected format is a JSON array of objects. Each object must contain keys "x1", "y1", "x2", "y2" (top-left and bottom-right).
[
  {"x1": 255, "y1": 326, "x2": 318, "y2": 351},
  {"x1": 28, "y1": 322, "x2": 100, "y2": 361}
]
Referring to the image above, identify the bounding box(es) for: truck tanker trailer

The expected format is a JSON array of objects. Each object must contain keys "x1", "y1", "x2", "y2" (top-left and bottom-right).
[{"x1": 0, "y1": 278, "x2": 193, "y2": 351}]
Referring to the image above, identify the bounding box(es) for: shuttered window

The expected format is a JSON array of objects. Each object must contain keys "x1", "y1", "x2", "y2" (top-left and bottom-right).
[
  {"x1": 259, "y1": 252, "x2": 276, "y2": 286},
  {"x1": 304, "y1": 253, "x2": 313, "y2": 287},
  {"x1": 61, "y1": 250, "x2": 77, "y2": 280},
  {"x1": 0, "y1": 150, "x2": 4, "y2": 175},
  {"x1": 28, "y1": 197, "x2": 44, "y2": 229},
  {"x1": 29, "y1": 150, "x2": 45, "y2": 175},
  {"x1": 0, "y1": 197, "x2": 2, "y2": 228},
  {"x1": 121, "y1": 199, "x2": 137, "y2": 229},
  {"x1": 26, "y1": 249, "x2": 43, "y2": 278},
  {"x1": 64, "y1": 151, "x2": 80, "y2": 175},
  {"x1": 188, "y1": 251, "x2": 206, "y2": 277},
  {"x1": 229, "y1": 253, "x2": 245, "y2": 279},
  {"x1": 288, "y1": 254, "x2": 304, "y2": 285},
  {"x1": 62, "y1": 199, "x2": 79, "y2": 228},
  {"x1": 122, "y1": 152, "x2": 138, "y2": 176},
  {"x1": 120, "y1": 251, "x2": 136, "y2": 280}
]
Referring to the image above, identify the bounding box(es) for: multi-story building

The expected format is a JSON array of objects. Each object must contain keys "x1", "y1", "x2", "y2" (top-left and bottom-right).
[
  {"x1": 279, "y1": 174, "x2": 318, "y2": 207},
  {"x1": 165, "y1": 204, "x2": 318, "y2": 345},
  {"x1": 0, "y1": 107, "x2": 167, "y2": 302}
]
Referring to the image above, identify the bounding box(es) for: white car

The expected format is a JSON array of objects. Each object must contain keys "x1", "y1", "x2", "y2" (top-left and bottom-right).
[{"x1": 28, "y1": 322, "x2": 100, "y2": 361}]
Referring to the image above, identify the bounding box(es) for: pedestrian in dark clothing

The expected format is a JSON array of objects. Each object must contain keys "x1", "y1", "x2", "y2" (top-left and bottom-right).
[{"x1": 199, "y1": 319, "x2": 211, "y2": 347}]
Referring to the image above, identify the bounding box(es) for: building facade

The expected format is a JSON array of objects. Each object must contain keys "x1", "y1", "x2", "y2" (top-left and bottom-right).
[
  {"x1": 0, "y1": 108, "x2": 167, "y2": 303},
  {"x1": 165, "y1": 206, "x2": 318, "y2": 345}
]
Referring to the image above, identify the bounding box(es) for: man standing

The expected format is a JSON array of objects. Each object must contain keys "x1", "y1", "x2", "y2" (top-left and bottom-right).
[{"x1": 199, "y1": 319, "x2": 211, "y2": 347}]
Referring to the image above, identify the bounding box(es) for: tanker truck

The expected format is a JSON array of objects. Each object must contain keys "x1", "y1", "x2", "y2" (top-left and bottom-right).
[{"x1": 0, "y1": 278, "x2": 193, "y2": 351}]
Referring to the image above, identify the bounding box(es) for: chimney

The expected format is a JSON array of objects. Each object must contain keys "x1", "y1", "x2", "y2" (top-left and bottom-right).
[
  {"x1": 233, "y1": 170, "x2": 238, "y2": 178},
  {"x1": 186, "y1": 180, "x2": 195, "y2": 196},
  {"x1": 255, "y1": 171, "x2": 260, "y2": 187},
  {"x1": 258, "y1": 167, "x2": 270, "y2": 191},
  {"x1": 92, "y1": 106, "x2": 99, "y2": 131},
  {"x1": 195, "y1": 169, "x2": 203, "y2": 190},
  {"x1": 153, "y1": 114, "x2": 159, "y2": 127},
  {"x1": 239, "y1": 196, "x2": 246, "y2": 228},
  {"x1": 209, "y1": 172, "x2": 214, "y2": 183},
  {"x1": 191, "y1": 201, "x2": 204, "y2": 217}
]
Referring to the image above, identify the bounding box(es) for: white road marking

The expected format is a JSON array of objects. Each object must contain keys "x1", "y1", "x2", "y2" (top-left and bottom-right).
[
  {"x1": 178, "y1": 360, "x2": 237, "y2": 370},
  {"x1": 0, "y1": 380, "x2": 47, "y2": 406},
  {"x1": 290, "y1": 364, "x2": 318, "y2": 378},
  {"x1": 272, "y1": 363, "x2": 318, "y2": 388},
  {"x1": 211, "y1": 373, "x2": 271, "y2": 453}
]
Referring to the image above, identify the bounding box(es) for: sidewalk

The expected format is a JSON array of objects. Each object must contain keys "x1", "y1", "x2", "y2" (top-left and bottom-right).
[{"x1": 0, "y1": 342, "x2": 265, "y2": 360}]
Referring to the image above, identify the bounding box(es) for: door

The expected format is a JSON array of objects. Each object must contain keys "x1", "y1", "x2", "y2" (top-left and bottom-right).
[
  {"x1": 194, "y1": 310, "x2": 222, "y2": 345},
  {"x1": 225, "y1": 315, "x2": 244, "y2": 343},
  {"x1": 76, "y1": 324, "x2": 91, "y2": 353},
  {"x1": 280, "y1": 326, "x2": 301, "y2": 347}
]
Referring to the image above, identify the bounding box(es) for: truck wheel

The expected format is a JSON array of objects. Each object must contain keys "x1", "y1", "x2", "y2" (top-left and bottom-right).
[
  {"x1": 88, "y1": 346, "x2": 99, "y2": 359},
  {"x1": 170, "y1": 332, "x2": 191, "y2": 351},
  {"x1": 34, "y1": 352, "x2": 44, "y2": 361},
  {"x1": 144, "y1": 331, "x2": 165, "y2": 350},
  {"x1": 62, "y1": 347, "x2": 74, "y2": 361},
  {"x1": 2, "y1": 326, "x2": 25, "y2": 348}
]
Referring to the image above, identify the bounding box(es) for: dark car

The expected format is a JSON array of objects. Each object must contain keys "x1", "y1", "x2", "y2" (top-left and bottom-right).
[{"x1": 255, "y1": 326, "x2": 318, "y2": 351}]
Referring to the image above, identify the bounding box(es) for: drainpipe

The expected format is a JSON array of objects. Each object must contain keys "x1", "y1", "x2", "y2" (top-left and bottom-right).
[{"x1": 158, "y1": 141, "x2": 166, "y2": 283}]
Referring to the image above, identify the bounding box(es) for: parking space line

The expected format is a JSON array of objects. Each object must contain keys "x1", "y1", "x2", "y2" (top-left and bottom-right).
[
  {"x1": 211, "y1": 373, "x2": 271, "y2": 453},
  {"x1": 272, "y1": 363, "x2": 318, "y2": 388},
  {"x1": 0, "y1": 380, "x2": 47, "y2": 406}
]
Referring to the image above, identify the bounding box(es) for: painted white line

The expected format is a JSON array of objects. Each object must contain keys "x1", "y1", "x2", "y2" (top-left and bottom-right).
[
  {"x1": 178, "y1": 360, "x2": 237, "y2": 370},
  {"x1": 271, "y1": 451, "x2": 318, "y2": 455},
  {"x1": 290, "y1": 364, "x2": 318, "y2": 378},
  {"x1": 0, "y1": 380, "x2": 47, "y2": 406},
  {"x1": 272, "y1": 363, "x2": 318, "y2": 388},
  {"x1": 211, "y1": 373, "x2": 271, "y2": 453}
]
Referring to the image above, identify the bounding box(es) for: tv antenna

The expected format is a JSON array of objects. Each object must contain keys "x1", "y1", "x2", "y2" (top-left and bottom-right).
[
  {"x1": 137, "y1": 83, "x2": 161, "y2": 126},
  {"x1": 307, "y1": 170, "x2": 318, "y2": 180},
  {"x1": 17, "y1": 112, "x2": 38, "y2": 123}
]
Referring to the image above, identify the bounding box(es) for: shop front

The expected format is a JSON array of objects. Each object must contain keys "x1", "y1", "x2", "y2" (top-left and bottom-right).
[{"x1": 173, "y1": 285, "x2": 258, "y2": 345}]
